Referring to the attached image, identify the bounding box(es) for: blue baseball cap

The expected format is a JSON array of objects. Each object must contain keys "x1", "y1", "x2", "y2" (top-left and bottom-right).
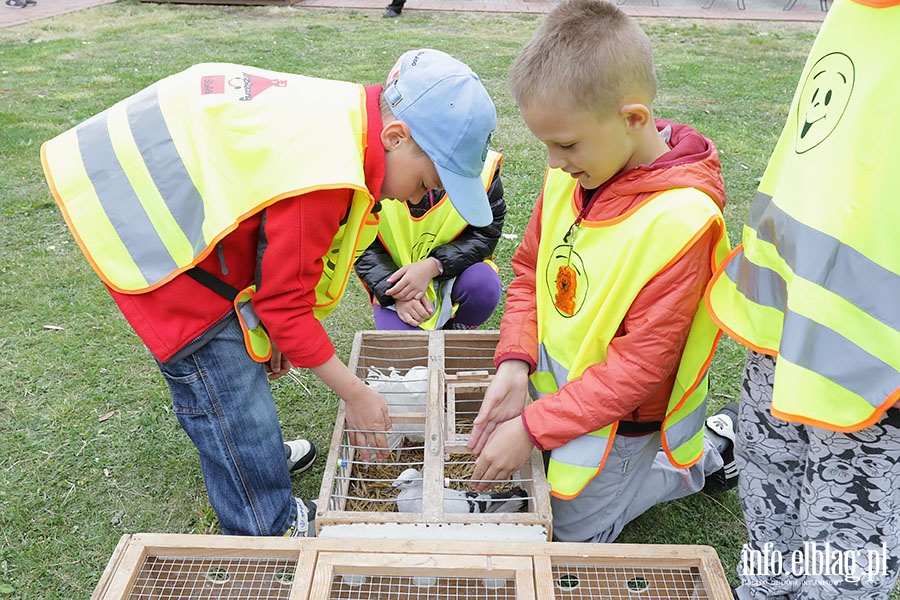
[{"x1": 384, "y1": 49, "x2": 497, "y2": 227}]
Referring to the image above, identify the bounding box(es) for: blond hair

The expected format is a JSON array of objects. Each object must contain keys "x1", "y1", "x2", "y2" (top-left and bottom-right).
[{"x1": 510, "y1": 0, "x2": 657, "y2": 114}]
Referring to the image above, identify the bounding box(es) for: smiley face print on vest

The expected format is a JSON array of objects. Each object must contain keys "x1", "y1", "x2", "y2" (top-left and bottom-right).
[{"x1": 795, "y1": 52, "x2": 854, "y2": 154}]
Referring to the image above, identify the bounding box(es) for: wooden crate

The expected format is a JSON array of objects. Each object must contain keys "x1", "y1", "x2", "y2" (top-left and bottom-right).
[
  {"x1": 92, "y1": 534, "x2": 733, "y2": 600},
  {"x1": 316, "y1": 330, "x2": 553, "y2": 541}
]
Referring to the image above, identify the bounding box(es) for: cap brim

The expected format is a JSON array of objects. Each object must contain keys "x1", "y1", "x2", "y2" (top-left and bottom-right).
[{"x1": 435, "y1": 165, "x2": 492, "y2": 228}]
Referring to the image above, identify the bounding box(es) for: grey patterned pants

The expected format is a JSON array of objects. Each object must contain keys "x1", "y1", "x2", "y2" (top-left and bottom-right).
[{"x1": 734, "y1": 351, "x2": 900, "y2": 600}]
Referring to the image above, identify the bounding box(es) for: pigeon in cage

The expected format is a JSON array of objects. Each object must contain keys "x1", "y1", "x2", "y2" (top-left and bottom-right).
[
  {"x1": 366, "y1": 366, "x2": 428, "y2": 449},
  {"x1": 388, "y1": 468, "x2": 528, "y2": 514}
]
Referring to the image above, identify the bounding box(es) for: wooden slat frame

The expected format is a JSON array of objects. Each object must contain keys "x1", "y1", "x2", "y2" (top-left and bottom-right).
[
  {"x1": 316, "y1": 330, "x2": 551, "y2": 540},
  {"x1": 93, "y1": 536, "x2": 730, "y2": 600}
]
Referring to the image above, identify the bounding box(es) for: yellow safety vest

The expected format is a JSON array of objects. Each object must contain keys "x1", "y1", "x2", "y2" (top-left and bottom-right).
[
  {"x1": 375, "y1": 151, "x2": 502, "y2": 330},
  {"x1": 706, "y1": 0, "x2": 900, "y2": 432},
  {"x1": 534, "y1": 168, "x2": 729, "y2": 499},
  {"x1": 41, "y1": 63, "x2": 378, "y2": 359}
]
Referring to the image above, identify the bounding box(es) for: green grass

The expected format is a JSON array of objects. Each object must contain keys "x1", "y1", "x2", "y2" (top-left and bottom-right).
[{"x1": 0, "y1": 4, "x2": 822, "y2": 598}]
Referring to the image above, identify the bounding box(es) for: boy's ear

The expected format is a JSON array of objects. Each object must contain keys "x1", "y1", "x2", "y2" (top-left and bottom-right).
[
  {"x1": 620, "y1": 103, "x2": 652, "y2": 133},
  {"x1": 381, "y1": 120, "x2": 412, "y2": 151}
]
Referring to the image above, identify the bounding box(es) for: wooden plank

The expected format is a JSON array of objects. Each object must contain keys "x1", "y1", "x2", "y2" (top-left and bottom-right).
[
  {"x1": 90, "y1": 535, "x2": 132, "y2": 600},
  {"x1": 532, "y1": 555, "x2": 555, "y2": 600},
  {"x1": 92, "y1": 536, "x2": 148, "y2": 600},
  {"x1": 421, "y1": 331, "x2": 445, "y2": 522},
  {"x1": 288, "y1": 542, "x2": 319, "y2": 600},
  {"x1": 698, "y1": 551, "x2": 734, "y2": 600}
]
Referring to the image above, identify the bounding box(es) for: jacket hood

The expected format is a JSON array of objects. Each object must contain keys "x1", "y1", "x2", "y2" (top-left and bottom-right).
[{"x1": 603, "y1": 119, "x2": 726, "y2": 211}]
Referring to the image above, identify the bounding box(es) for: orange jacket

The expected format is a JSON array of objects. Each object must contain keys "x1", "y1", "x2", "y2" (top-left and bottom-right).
[{"x1": 497, "y1": 120, "x2": 727, "y2": 451}]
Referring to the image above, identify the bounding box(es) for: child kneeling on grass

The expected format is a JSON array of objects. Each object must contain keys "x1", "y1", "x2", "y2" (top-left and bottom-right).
[
  {"x1": 468, "y1": 0, "x2": 738, "y2": 543},
  {"x1": 354, "y1": 56, "x2": 506, "y2": 333}
]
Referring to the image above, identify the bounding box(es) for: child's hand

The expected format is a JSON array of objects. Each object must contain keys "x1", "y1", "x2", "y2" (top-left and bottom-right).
[
  {"x1": 470, "y1": 417, "x2": 534, "y2": 493},
  {"x1": 468, "y1": 360, "x2": 530, "y2": 454},
  {"x1": 311, "y1": 355, "x2": 393, "y2": 462},
  {"x1": 265, "y1": 344, "x2": 293, "y2": 380},
  {"x1": 395, "y1": 297, "x2": 434, "y2": 327},
  {"x1": 343, "y1": 385, "x2": 393, "y2": 462},
  {"x1": 385, "y1": 259, "x2": 441, "y2": 301}
]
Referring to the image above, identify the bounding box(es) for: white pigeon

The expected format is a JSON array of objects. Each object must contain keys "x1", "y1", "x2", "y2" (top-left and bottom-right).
[{"x1": 388, "y1": 468, "x2": 528, "y2": 514}]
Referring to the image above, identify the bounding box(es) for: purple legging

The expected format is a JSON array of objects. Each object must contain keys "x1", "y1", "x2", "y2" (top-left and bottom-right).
[{"x1": 372, "y1": 261, "x2": 501, "y2": 330}]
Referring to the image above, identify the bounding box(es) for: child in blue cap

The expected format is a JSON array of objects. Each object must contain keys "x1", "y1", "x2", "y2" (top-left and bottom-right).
[
  {"x1": 41, "y1": 49, "x2": 496, "y2": 538},
  {"x1": 355, "y1": 51, "x2": 506, "y2": 332}
]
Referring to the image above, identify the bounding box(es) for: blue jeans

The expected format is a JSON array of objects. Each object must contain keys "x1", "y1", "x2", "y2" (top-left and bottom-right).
[{"x1": 156, "y1": 316, "x2": 296, "y2": 536}]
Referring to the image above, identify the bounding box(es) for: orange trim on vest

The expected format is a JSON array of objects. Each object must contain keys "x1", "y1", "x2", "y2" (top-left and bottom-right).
[
  {"x1": 770, "y1": 388, "x2": 900, "y2": 432},
  {"x1": 848, "y1": 0, "x2": 900, "y2": 7}
]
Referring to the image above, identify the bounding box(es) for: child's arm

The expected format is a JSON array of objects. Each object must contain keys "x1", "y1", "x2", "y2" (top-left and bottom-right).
[
  {"x1": 354, "y1": 238, "x2": 398, "y2": 306},
  {"x1": 312, "y1": 354, "x2": 392, "y2": 461},
  {"x1": 468, "y1": 359, "x2": 531, "y2": 453},
  {"x1": 492, "y1": 196, "x2": 542, "y2": 362},
  {"x1": 430, "y1": 171, "x2": 506, "y2": 278},
  {"x1": 470, "y1": 414, "x2": 534, "y2": 493},
  {"x1": 252, "y1": 190, "x2": 393, "y2": 460}
]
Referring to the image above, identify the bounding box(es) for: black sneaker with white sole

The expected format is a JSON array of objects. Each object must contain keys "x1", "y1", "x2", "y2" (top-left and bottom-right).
[
  {"x1": 703, "y1": 402, "x2": 739, "y2": 493},
  {"x1": 284, "y1": 438, "x2": 317, "y2": 474}
]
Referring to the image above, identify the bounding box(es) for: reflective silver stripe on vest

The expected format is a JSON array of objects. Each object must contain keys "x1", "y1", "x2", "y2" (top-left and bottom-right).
[
  {"x1": 126, "y1": 87, "x2": 206, "y2": 254},
  {"x1": 724, "y1": 257, "x2": 786, "y2": 311},
  {"x1": 726, "y1": 191, "x2": 900, "y2": 407},
  {"x1": 530, "y1": 344, "x2": 570, "y2": 400},
  {"x1": 749, "y1": 191, "x2": 900, "y2": 330},
  {"x1": 663, "y1": 392, "x2": 706, "y2": 450},
  {"x1": 75, "y1": 85, "x2": 205, "y2": 283},
  {"x1": 77, "y1": 104, "x2": 178, "y2": 284},
  {"x1": 550, "y1": 434, "x2": 607, "y2": 469}
]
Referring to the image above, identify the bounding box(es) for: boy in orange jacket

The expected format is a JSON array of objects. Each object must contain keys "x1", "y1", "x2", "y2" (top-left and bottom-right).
[{"x1": 468, "y1": 0, "x2": 736, "y2": 543}]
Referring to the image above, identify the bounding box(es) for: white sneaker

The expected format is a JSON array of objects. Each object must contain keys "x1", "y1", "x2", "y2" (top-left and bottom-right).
[{"x1": 284, "y1": 438, "x2": 317, "y2": 474}]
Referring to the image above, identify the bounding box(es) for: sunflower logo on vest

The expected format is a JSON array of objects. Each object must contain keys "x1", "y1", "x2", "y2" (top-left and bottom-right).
[
  {"x1": 545, "y1": 244, "x2": 588, "y2": 318},
  {"x1": 795, "y1": 52, "x2": 854, "y2": 154}
]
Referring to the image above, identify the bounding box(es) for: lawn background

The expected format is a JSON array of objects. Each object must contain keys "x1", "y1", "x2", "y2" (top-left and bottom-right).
[{"x1": 0, "y1": 4, "x2": 823, "y2": 598}]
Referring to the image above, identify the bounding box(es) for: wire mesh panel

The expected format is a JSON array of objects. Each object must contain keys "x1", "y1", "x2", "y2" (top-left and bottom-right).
[
  {"x1": 93, "y1": 536, "x2": 732, "y2": 600},
  {"x1": 549, "y1": 563, "x2": 709, "y2": 599},
  {"x1": 126, "y1": 556, "x2": 297, "y2": 599},
  {"x1": 329, "y1": 574, "x2": 518, "y2": 600}
]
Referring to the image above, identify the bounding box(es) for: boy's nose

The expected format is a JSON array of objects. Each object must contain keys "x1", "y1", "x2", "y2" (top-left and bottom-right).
[{"x1": 547, "y1": 148, "x2": 566, "y2": 170}]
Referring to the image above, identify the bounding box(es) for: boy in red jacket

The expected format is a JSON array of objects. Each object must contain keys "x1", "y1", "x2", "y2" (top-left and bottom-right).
[
  {"x1": 42, "y1": 49, "x2": 496, "y2": 538},
  {"x1": 468, "y1": 0, "x2": 736, "y2": 543}
]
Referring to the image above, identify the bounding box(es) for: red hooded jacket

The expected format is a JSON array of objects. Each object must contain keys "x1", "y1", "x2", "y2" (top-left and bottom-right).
[
  {"x1": 109, "y1": 85, "x2": 386, "y2": 368},
  {"x1": 498, "y1": 120, "x2": 727, "y2": 451}
]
